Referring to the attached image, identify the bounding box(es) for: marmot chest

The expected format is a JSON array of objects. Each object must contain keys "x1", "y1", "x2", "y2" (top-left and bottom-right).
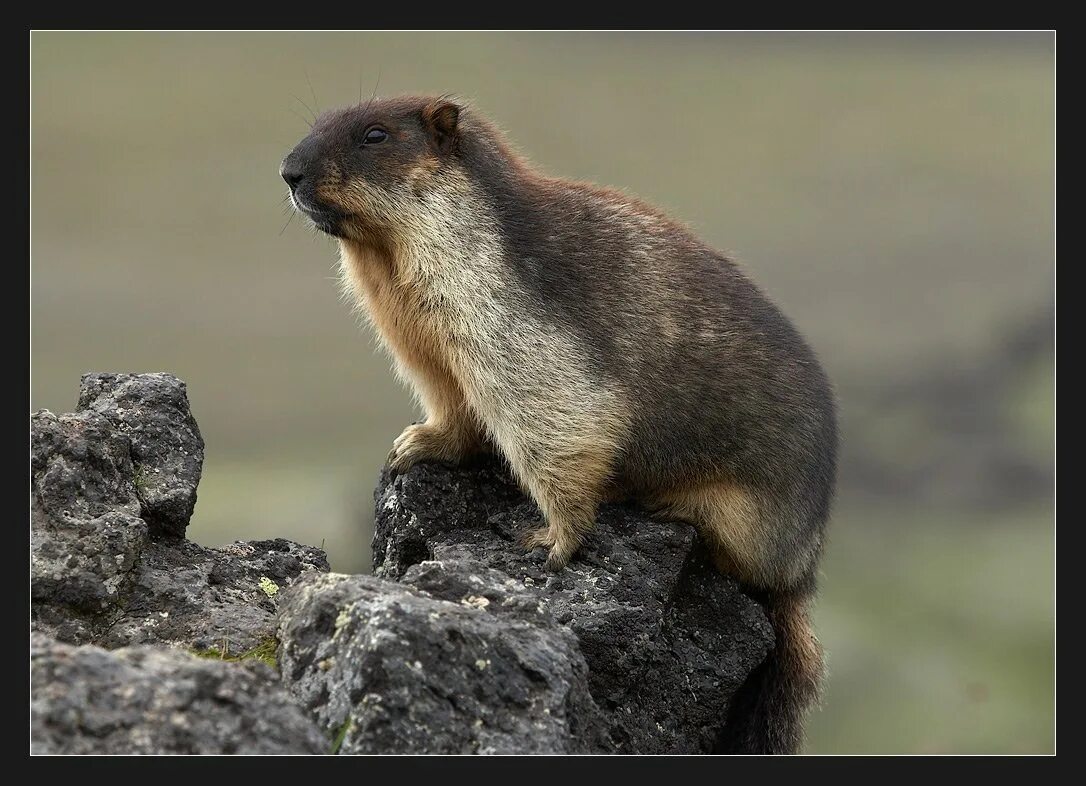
[{"x1": 342, "y1": 245, "x2": 463, "y2": 384}]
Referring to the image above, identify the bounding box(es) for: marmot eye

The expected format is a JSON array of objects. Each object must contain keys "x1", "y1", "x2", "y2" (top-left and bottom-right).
[{"x1": 363, "y1": 128, "x2": 388, "y2": 145}]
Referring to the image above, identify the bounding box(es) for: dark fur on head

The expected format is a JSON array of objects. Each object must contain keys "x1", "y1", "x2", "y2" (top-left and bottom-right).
[{"x1": 280, "y1": 95, "x2": 524, "y2": 243}]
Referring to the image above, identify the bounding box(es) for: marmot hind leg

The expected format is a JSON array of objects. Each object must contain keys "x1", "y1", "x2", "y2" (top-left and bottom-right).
[
  {"x1": 513, "y1": 444, "x2": 616, "y2": 571},
  {"x1": 654, "y1": 480, "x2": 777, "y2": 587}
]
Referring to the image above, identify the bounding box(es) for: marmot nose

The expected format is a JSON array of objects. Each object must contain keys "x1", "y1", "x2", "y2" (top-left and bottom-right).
[{"x1": 280, "y1": 162, "x2": 305, "y2": 191}]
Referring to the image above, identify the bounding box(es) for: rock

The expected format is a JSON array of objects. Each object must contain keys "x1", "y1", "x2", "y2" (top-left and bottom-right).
[
  {"x1": 77, "y1": 372, "x2": 204, "y2": 537},
  {"x1": 364, "y1": 456, "x2": 775, "y2": 753},
  {"x1": 95, "y1": 536, "x2": 330, "y2": 655},
  {"x1": 31, "y1": 373, "x2": 774, "y2": 756},
  {"x1": 31, "y1": 506, "x2": 149, "y2": 642},
  {"x1": 277, "y1": 572, "x2": 611, "y2": 754},
  {"x1": 32, "y1": 504, "x2": 328, "y2": 653},
  {"x1": 31, "y1": 374, "x2": 329, "y2": 655},
  {"x1": 31, "y1": 408, "x2": 142, "y2": 522},
  {"x1": 31, "y1": 633, "x2": 327, "y2": 755}
]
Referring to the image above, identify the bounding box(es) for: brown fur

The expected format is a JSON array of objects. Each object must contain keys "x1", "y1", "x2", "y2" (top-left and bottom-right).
[{"x1": 280, "y1": 94, "x2": 838, "y2": 753}]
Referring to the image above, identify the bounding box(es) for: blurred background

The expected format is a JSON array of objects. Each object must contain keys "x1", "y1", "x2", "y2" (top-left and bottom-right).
[{"x1": 30, "y1": 31, "x2": 1053, "y2": 753}]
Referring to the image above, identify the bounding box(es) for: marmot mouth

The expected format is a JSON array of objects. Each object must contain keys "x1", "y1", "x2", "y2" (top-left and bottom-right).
[{"x1": 291, "y1": 192, "x2": 347, "y2": 236}]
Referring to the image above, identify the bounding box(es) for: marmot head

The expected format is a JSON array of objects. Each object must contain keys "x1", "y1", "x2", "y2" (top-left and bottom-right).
[{"x1": 280, "y1": 95, "x2": 465, "y2": 242}]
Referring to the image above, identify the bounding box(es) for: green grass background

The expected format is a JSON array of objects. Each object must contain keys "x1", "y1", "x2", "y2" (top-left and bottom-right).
[{"x1": 31, "y1": 31, "x2": 1054, "y2": 753}]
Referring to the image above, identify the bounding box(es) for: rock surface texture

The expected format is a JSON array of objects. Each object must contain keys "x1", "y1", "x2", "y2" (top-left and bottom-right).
[
  {"x1": 31, "y1": 373, "x2": 328, "y2": 655},
  {"x1": 30, "y1": 374, "x2": 330, "y2": 754},
  {"x1": 31, "y1": 375, "x2": 774, "y2": 755},
  {"x1": 31, "y1": 633, "x2": 327, "y2": 755},
  {"x1": 361, "y1": 459, "x2": 773, "y2": 753}
]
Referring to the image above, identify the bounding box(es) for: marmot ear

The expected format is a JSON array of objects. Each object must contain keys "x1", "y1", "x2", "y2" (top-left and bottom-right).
[{"x1": 422, "y1": 100, "x2": 460, "y2": 155}]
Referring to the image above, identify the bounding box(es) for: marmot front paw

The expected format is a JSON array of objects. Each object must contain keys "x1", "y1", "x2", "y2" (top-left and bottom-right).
[{"x1": 387, "y1": 423, "x2": 447, "y2": 475}]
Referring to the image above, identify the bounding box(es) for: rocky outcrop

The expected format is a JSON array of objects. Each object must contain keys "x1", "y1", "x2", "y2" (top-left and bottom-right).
[
  {"x1": 30, "y1": 374, "x2": 773, "y2": 755},
  {"x1": 31, "y1": 373, "x2": 329, "y2": 655},
  {"x1": 363, "y1": 459, "x2": 771, "y2": 753},
  {"x1": 31, "y1": 633, "x2": 326, "y2": 755},
  {"x1": 77, "y1": 372, "x2": 204, "y2": 536},
  {"x1": 277, "y1": 573, "x2": 610, "y2": 754},
  {"x1": 30, "y1": 373, "x2": 332, "y2": 754}
]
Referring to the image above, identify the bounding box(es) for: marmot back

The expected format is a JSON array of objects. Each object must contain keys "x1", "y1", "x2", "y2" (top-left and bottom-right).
[{"x1": 281, "y1": 95, "x2": 838, "y2": 754}]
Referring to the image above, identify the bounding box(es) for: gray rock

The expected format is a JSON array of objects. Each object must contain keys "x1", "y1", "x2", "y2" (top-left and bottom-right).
[
  {"x1": 98, "y1": 536, "x2": 330, "y2": 655},
  {"x1": 30, "y1": 373, "x2": 773, "y2": 756},
  {"x1": 32, "y1": 504, "x2": 329, "y2": 655},
  {"x1": 31, "y1": 506, "x2": 149, "y2": 643},
  {"x1": 31, "y1": 408, "x2": 142, "y2": 523},
  {"x1": 277, "y1": 572, "x2": 611, "y2": 754},
  {"x1": 31, "y1": 374, "x2": 329, "y2": 655},
  {"x1": 370, "y1": 457, "x2": 775, "y2": 754},
  {"x1": 31, "y1": 633, "x2": 327, "y2": 755},
  {"x1": 77, "y1": 372, "x2": 204, "y2": 537}
]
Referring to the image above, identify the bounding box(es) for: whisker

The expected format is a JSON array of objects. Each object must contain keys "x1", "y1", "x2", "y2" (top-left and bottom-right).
[
  {"x1": 291, "y1": 93, "x2": 317, "y2": 123},
  {"x1": 289, "y1": 107, "x2": 313, "y2": 129},
  {"x1": 279, "y1": 209, "x2": 298, "y2": 236},
  {"x1": 305, "y1": 69, "x2": 320, "y2": 116},
  {"x1": 363, "y1": 68, "x2": 381, "y2": 115}
]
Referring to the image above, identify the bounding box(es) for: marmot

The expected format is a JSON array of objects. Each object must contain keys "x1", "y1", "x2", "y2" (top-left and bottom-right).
[{"x1": 281, "y1": 95, "x2": 838, "y2": 755}]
